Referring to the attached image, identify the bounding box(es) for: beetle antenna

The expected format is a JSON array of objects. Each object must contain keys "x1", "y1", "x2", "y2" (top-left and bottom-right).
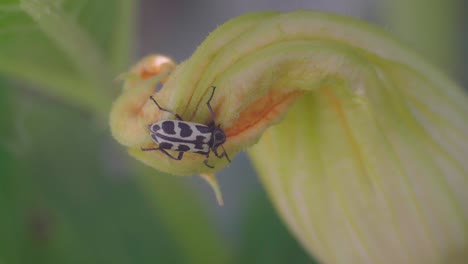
[
  {"x1": 206, "y1": 86, "x2": 216, "y2": 122},
  {"x1": 150, "y1": 96, "x2": 183, "y2": 121},
  {"x1": 221, "y1": 145, "x2": 231, "y2": 162}
]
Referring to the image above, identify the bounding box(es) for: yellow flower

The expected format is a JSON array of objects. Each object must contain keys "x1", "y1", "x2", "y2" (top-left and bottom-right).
[{"x1": 110, "y1": 10, "x2": 468, "y2": 263}]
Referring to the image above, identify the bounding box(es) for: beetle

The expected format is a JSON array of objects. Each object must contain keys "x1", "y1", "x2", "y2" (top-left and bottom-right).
[{"x1": 141, "y1": 86, "x2": 231, "y2": 168}]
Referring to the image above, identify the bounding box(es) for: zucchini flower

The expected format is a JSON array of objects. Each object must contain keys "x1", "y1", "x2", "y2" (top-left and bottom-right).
[{"x1": 110, "y1": 10, "x2": 468, "y2": 263}]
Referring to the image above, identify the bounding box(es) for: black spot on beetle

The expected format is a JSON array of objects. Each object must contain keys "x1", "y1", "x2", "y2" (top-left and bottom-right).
[
  {"x1": 159, "y1": 142, "x2": 174, "y2": 149},
  {"x1": 177, "y1": 145, "x2": 190, "y2": 151},
  {"x1": 162, "y1": 121, "x2": 176, "y2": 134},
  {"x1": 150, "y1": 124, "x2": 161, "y2": 132},
  {"x1": 195, "y1": 125, "x2": 211, "y2": 133},
  {"x1": 194, "y1": 136, "x2": 207, "y2": 149},
  {"x1": 178, "y1": 122, "x2": 193, "y2": 137}
]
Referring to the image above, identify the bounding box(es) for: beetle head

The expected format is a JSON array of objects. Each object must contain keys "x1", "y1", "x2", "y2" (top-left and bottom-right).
[{"x1": 211, "y1": 125, "x2": 227, "y2": 150}]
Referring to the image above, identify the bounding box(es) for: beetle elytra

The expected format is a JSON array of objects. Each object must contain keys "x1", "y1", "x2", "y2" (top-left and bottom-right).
[{"x1": 141, "y1": 86, "x2": 230, "y2": 168}]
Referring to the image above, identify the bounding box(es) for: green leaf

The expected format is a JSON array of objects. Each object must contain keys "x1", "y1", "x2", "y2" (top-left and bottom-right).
[
  {"x1": 0, "y1": 78, "x2": 21, "y2": 263},
  {"x1": 0, "y1": 0, "x2": 135, "y2": 114},
  {"x1": 0, "y1": 93, "x2": 186, "y2": 264}
]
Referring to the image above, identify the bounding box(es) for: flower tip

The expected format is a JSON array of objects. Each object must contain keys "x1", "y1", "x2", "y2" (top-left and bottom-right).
[
  {"x1": 130, "y1": 54, "x2": 176, "y2": 80},
  {"x1": 199, "y1": 173, "x2": 224, "y2": 206}
]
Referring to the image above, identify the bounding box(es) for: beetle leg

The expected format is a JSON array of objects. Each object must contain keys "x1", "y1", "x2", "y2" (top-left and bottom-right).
[
  {"x1": 141, "y1": 146, "x2": 184, "y2": 160},
  {"x1": 149, "y1": 95, "x2": 183, "y2": 121},
  {"x1": 141, "y1": 146, "x2": 159, "y2": 151},
  {"x1": 204, "y1": 159, "x2": 214, "y2": 168},
  {"x1": 206, "y1": 86, "x2": 216, "y2": 122},
  {"x1": 214, "y1": 145, "x2": 231, "y2": 163},
  {"x1": 204, "y1": 153, "x2": 215, "y2": 168},
  {"x1": 159, "y1": 149, "x2": 184, "y2": 160}
]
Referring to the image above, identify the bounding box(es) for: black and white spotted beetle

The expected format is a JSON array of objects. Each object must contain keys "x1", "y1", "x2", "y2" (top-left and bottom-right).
[{"x1": 141, "y1": 86, "x2": 231, "y2": 168}]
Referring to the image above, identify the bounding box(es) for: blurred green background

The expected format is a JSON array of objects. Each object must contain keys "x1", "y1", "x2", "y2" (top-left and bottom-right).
[{"x1": 0, "y1": 0, "x2": 465, "y2": 263}]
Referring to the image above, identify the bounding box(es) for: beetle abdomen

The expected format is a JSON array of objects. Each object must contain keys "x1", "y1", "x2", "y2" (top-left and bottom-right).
[
  {"x1": 150, "y1": 121, "x2": 212, "y2": 140},
  {"x1": 152, "y1": 133, "x2": 210, "y2": 154},
  {"x1": 149, "y1": 120, "x2": 212, "y2": 154}
]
